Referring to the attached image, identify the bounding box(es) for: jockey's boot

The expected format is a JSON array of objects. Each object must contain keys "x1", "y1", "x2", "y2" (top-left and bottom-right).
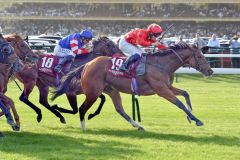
[
  {"x1": 54, "y1": 55, "x2": 74, "y2": 73},
  {"x1": 119, "y1": 54, "x2": 141, "y2": 74}
]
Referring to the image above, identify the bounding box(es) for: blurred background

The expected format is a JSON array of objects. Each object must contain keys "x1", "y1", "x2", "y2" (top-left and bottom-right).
[
  {"x1": 0, "y1": 0, "x2": 239, "y2": 38},
  {"x1": 1, "y1": 0, "x2": 240, "y2": 68}
]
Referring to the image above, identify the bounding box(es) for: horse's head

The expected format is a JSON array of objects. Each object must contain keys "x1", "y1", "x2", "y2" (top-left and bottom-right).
[
  {"x1": 186, "y1": 45, "x2": 213, "y2": 76},
  {"x1": 4, "y1": 34, "x2": 39, "y2": 64},
  {"x1": 0, "y1": 34, "x2": 24, "y2": 72},
  {"x1": 92, "y1": 36, "x2": 123, "y2": 57}
]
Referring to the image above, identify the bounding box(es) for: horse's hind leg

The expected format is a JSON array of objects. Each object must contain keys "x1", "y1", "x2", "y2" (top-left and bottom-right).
[
  {"x1": 37, "y1": 84, "x2": 66, "y2": 124},
  {"x1": 107, "y1": 90, "x2": 144, "y2": 130},
  {"x1": 88, "y1": 94, "x2": 106, "y2": 120},
  {"x1": 52, "y1": 94, "x2": 78, "y2": 114}
]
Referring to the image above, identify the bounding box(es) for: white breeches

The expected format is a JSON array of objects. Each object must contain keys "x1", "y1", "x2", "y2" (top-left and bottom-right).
[
  {"x1": 54, "y1": 45, "x2": 76, "y2": 57},
  {"x1": 119, "y1": 37, "x2": 144, "y2": 57}
]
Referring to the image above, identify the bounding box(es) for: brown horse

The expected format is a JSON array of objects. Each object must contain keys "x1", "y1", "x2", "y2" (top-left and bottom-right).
[
  {"x1": 56, "y1": 43, "x2": 214, "y2": 130},
  {"x1": 0, "y1": 33, "x2": 24, "y2": 131},
  {"x1": 51, "y1": 36, "x2": 125, "y2": 119},
  {"x1": 7, "y1": 36, "x2": 122, "y2": 124}
]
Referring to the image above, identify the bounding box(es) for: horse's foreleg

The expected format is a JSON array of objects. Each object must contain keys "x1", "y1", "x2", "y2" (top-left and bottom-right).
[
  {"x1": 159, "y1": 89, "x2": 203, "y2": 126},
  {"x1": 170, "y1": 86, "x2": 193, "y2": 113},
  {"x1": 19, "y1": 85, "x2": 42, "y2": 123},
  {"x1": 79, "y1": 96, "x2": 98, "y2": 130},
  {"x1": 0, "y1": 100, "x2": 16, "y2": 130},
  {"x1": 108, "y1": 90, "x2": 144, "y2": 130},
  {"x1": 52, "y1": 94, "x2": 78, "y2": 114},
  {"x1": 38, "y1": 85, "x2": 66, "y2": 124},
  {"x1": 150, "y1": 81, "x2": 203, "y2": 126},
  {"x1": 6, "y1": 96, "x2": 20, "y2": 131},
  {"x1": 88, "y1": 94, "x2": 106, "y2": 120}
]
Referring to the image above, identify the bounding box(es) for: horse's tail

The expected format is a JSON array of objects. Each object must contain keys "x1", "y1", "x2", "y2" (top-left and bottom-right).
[{"x1": 51, "y1": 65, "x2": 85, "y2": 101}]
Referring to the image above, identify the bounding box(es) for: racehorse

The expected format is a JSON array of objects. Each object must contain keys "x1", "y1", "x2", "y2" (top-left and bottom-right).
[
  {"x1": 0, "y1": 33, "x2": 24, "y2": 132},
  {"x1": 51, "y1": 36, "x2": 125, "y2": 119},
  {"x1": 55, "y1": 43, "x2": 213, "y2": 130},
  {"x1": 8, "y1": 36, "x2": 123, "y2": 124}
]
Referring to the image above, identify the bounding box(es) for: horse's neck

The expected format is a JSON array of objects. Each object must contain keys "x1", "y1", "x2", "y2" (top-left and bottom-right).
[
  {"x1": 73, "y1": 53, "x2": 98, "y2": 67},
  {"x1": 147, "y1": 49, "x2": 190, "y2": 74}
]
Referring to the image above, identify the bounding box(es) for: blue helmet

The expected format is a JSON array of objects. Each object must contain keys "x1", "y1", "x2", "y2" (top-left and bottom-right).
[{"x1": 80, "y1": 29, "x2": 93, "y2": 41}]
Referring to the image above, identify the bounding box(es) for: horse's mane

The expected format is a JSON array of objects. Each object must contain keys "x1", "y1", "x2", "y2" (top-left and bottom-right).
[
  {"x1": 92, "y1": 36, "x2": 110, "y2": 43},
  {"x1": 151, "y1": 42, "x2": 190, "y2": 57},
  {"x1": 4, "y1": 33, "x2": 22, "y2": 41}
]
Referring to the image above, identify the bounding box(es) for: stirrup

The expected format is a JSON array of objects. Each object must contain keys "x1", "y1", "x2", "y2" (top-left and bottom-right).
[
  {"x1": 119, "y1": 65, "x2": 127, "y2": 71},
  {"x1": 54, "y1": 66, "x2": 62, "y2": 73}
]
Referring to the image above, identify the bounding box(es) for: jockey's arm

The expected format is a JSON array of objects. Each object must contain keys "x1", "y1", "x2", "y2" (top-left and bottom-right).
[
  {"x1": 70, "y1": 38, "x2": 89, "y2": 55},
  {"x1": 136, "y1": 32, "x2": 152, "y2": 47}
]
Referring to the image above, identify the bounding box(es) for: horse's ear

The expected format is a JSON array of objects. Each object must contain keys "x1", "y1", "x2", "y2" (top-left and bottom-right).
[
  {"x1": 201, "y1": 46, "x2": 209, "y2": 54},
  {"x1": 25, "y1": 35, "x2": 29, "y2": 43}
]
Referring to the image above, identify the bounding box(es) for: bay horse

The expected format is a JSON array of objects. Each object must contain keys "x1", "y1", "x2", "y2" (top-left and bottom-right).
[
  {"x1": 56, "y1": 43, "x2": 214, "y2": 130},
  {"x1": 0, "y1": 33, "x2": 24, "y2": 131},
  {"x1": 6, "y1": 36, "x2": 122, "y2": 124},
  {"x1": 51, "y1": 37, "x2": 124, "y2": 119}
]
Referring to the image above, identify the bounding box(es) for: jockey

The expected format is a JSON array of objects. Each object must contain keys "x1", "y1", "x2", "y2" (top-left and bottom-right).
[
  {"x1": 119, "y1": 23, "x2": 167, "y2": 73},
  {"x1": 54, "y1": 29, "x2": 93, "y2": 73}
]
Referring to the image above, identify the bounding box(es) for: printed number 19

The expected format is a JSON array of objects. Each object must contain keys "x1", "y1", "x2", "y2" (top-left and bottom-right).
[{"x1": 111, "y1": 57, "x2": 123, "y2": 70}]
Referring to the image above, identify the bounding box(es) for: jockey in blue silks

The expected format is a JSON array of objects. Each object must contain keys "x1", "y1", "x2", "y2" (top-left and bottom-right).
[{"x1": 54, "y1": 29, "x2": 93, "y2": 73}]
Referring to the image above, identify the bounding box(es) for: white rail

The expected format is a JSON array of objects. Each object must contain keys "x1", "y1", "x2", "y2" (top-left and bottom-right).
[{"x1": 176, "y1": 54, "x2": 240, "y2": 74}]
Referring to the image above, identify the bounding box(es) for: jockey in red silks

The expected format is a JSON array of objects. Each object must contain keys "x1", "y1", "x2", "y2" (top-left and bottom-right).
[
  {"x1": 54, "y1": 29, "x2": 93, "y2": 73},
  {"x1": 119, "y1": 23, "x2": 167, "y2": 73}
]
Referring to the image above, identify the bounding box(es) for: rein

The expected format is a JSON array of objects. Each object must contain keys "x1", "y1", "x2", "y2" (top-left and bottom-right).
[{"x1": 147, "y1": 47, "x2": 207, "y2": 72}]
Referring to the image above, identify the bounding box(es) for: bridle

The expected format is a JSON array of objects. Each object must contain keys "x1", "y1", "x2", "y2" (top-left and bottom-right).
[
  {"x1": 10, "y1": 40, "x2": 37, "y2": 64},
  {"x1": 0, "y1": 41, "x2": 22, "y2": 73},
  {"x1": 169, "y1": 47, "x2": 208, "y2": 72}
]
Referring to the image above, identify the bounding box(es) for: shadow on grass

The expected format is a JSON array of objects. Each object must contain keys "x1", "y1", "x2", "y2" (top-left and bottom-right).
[
  {"x1": 82, "y1": 128, "x2": 240, "y2": 147},
  {"x1": 0, "y1": 131, "x2": 142, "y2": 160}
]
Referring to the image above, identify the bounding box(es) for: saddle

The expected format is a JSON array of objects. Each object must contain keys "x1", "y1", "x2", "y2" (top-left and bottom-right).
[
  {"x1": 108, "y1": 54, "x2": 146, "y2": 78},
  {"x1": 37, "y1": 54, "x2": 71, "y2": 77}
]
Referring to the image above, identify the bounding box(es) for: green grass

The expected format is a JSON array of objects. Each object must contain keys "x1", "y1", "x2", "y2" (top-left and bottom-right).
[{"x1": 0, "y1": 74, "x2": 240, "y2": 160}]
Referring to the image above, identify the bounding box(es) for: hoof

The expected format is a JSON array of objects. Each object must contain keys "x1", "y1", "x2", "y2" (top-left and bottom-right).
[
  {"x1": 60, "y1": 118, "x2": 66, "y2": 124},
  {"x1": 88, "y1": 114, "x2": 94, "y2": 120},
  {"x1": 37, "y1": 114, "x2": 42, "y2": 123},
  {"x1": 187, "y1": 116, "x2": 191, "y2": 123},
  {"x1": 138, "y1": 126, "x2": 145, "y2": 131},
  {"x1": 15, "y1": 125, "x2": 20, "y2": 131},
  {"x1": 196, "y1": 120, "x2": 204, "y2": 126},
  {"x1": 12, "y1": 125, "x2": 20, "y2": 131}
]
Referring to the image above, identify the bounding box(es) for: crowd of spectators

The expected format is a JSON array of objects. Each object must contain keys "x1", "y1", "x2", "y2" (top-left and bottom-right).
[
  {"x1": 0, "y1": 3, "x2": 240, "y2": 18},
  {"x1": 1, "y1": 20, "x2": 239, "y2": 38}
]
